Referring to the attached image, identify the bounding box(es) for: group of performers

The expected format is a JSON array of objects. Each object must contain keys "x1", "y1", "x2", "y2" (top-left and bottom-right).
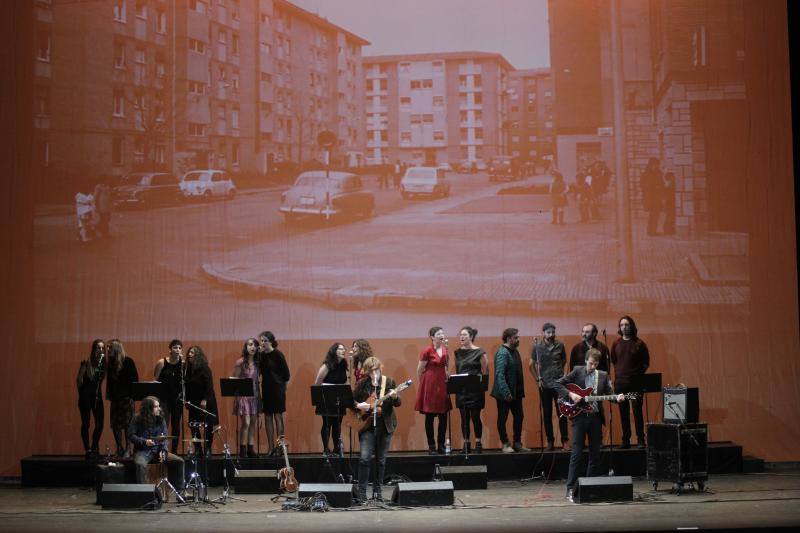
[{"x1": 77, "y1": 317, "x2": 650, "y2": 503}]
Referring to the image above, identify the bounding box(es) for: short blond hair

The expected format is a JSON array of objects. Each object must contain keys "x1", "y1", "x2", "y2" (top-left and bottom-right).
[{"x1": 361, "y1": 356, "x2": 382, "y2": 373}]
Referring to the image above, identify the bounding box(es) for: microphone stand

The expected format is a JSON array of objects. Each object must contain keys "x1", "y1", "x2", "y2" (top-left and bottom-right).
[
  {"x1": 178, "y1": 355, "x2": 186, "y2": 456},
  {"x1": 92, "y1": 351, "x2": 106, "y2": 459}
]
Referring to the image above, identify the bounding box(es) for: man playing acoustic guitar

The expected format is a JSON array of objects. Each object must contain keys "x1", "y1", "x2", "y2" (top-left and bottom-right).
[
  {"x1": 555, "y1": 348, "x2": 626, "y2": 503},
  {"x1": 353, "y1": 356, "x2": 403, "y2": 503}
]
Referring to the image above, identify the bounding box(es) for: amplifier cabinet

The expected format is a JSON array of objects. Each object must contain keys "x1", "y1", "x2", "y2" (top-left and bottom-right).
[{"x1": 646, "y1": 423, "x2": 708, "y2": 489}]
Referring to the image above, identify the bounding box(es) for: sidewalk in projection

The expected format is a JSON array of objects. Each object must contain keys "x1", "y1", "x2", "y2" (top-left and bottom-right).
[
  {"x1": 202, "y1": 179, "x2": 747, "y2": 314},
  {"x1": 33, "y1": 172, "x2": 748, "y2": 342}
]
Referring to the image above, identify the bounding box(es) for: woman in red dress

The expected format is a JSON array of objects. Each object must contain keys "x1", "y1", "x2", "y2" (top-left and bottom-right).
[
  {"x1": 350, "y1": 338, "x2": 373, "y2": 385},
  {"x1": 415, "y1": 326, "x2": 452, "y2": 454}
]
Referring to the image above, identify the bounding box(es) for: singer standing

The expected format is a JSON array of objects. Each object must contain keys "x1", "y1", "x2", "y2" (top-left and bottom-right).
[
  {"x1": 314, "y1": 343, "x2": 349, "y2": 456},
  {"x1": 77, "y1": 339, "x2": 106, "y2": 459},
  {"x1": 454, "y1": 326, "x2": 488, "y2": 454},
  {"x1": 185, "y1": 345, "x2": 218, "y2": 456},
  {"x1": 350, "y1": 339, "x2": 373, "y2": 384},
  {"x1": 258, "y1": 331, "x2": 290, "y2": 457},
  {"x1": 106, "y1": 339, "x2": 139, "y2": 458},
  {"x1": 610, "y1": 315, "x2": 650, "y2": 448},
  {"x1": 569, "y1": 323, "x2": 610, "y2": 372},
  {"x1": 530, "y1": 323, "x2": 569, "y2": 451},
  {"x1": 154, "y1": 339, "x2": 185, "y2": 453},
  {"x1": 415, "y1": 327, "x2": 451, "y2": 454}
]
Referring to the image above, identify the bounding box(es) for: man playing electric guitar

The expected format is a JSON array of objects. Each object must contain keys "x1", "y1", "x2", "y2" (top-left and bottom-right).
[
  {"x1": 554, "y1": 348, "x2": 626, "y2": 503},
  {"x1": 353, "y1": 356, "x2": 402, "y2": 503}
]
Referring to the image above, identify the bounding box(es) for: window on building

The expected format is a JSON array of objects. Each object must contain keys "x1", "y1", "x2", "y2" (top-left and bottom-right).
[
  {"x1": 544, "y1": 90, "x2": 552, "y2": 97},
  {"x1": 232, "y1": 143, "x2": 240, "y2": 165},
  {"x1": 474, "y1": 92, "x2": 482, "y2": 105},
  {"x1": 422, "y1": 114, "x2": 433, "y2": 123},
  {"x1": 400, "y1": 131, "x2": 411, "y2": 143},
  {"x1": 155, "y1": 95, "x2": 165, "y2": 122},
  {"x1": 527, "y1": 92, "x2": 536, "y2": 102},
  {"x1": 511, "y1": 121, "x2": 519, "y2": 129},
  {"x1": 189, "y1": 80, "x2": 204, "y2": 94},
  {"x1": 232, "y1": 106, "x2": 239, "y2": 129},
  {"x1": 422, "y1": 79, "x2": 433, "y2": 89},
  {"x1": 156, "y1": 10, "x2": 166, "y2": 33},
  {"x1": 432, "y1": 60, "x2": 443, "y2": 72},
  {"x1": 459, "y1": 110, "x2": 467, "y2": 123},
  {"x1": 113, "y1": 0, "x2": 127, "y2": 22},
  {"x1": 113, "y1": 42, "x2": 125, "y2": 69},
  {"x1": 365, "y1": 79, "x2": 373, "y2": 91},
  {"x1": 156, "y1": 53, "x2": 165, "y2": 77},
  {"x1": 527, "y1": 104, "x2": 536, "y2": 112},
  {"x1": 512, "y1": 136, "x2": 519, "y2": 143},
  {"x1": 231, "y1": 0, "x2": 240, "y2": 19},
  {"x1": 40, "y1": 140, "x2": 50, "y2": 167},
  {"x1": 379, "y1": 79, "x2": 387, "y2": 91},
  {"x1": 135, "y1": 0, "x2": 146, "y2": 19},
  {"x1": 475, "y1": 110, "x2": 482, "y2": 122},
  {"x1": 218, "y1": 29, "x2": 227, "y2": 43},
  {"x1": 433, "y1": 130, "x2": 444, "y2": 141},
  {"x1": 260, "y1": 12, "x2": 270, "y2": 24},
  {"x1": 459, "y1": 127, "x2": 468, "y2": 141},
  {"x1": 36, "y1": 27, "x2": 51, "y2": 62},
  {"x1": 260, "y1": 42, "x2": 271, "y2": 55},
  {"x1": 410, "y1": 80, "x2": 421, "y2": 90},
  {"x1": 232, "y1": 34, "x2": 239, "y2": 55},
  {"x1": 410, "y1": 114, "x2": 421, "y2": 125},
  {"x1": 188, "y1": 0, "x2": 206, "y2": 14},
  {"x1": 473, "y1": 74, "x2": 482, "y2": 87},
  {"x1": 188, "y1": 122, "x2": 206, "y2": 136},
  {"x1": 433, "y1": 95, "x2": 444, "y2": 107},
  {"x1": 113, "y1": 88, "x2": 125, "y2": 117},
  {"x1": 135, "y1": 47, "x2": 145, "y2": 64},
  {"x1": 399, "y1": 62, "x2": 410, "y2": 73},
  {"x1": 189, "y1": 38, "x2": 206, "y2": 54},
  {"x1": 475, "y1": 128, "x2": 483, "y2": 140},
  {"x1": 459, "y1": 75, "x2": 467, "y2": 88},
  {"x1": 380, "y1": 130, "x2": 388, "y2": 142},
  {"x1": 35, "y1": 85, "x2": 49, "y2": 116},
  {"x1": 400, "y1": 96, "x2": 411, "y2": 106},
  {"x1": 511, "y1": 106, "x2": 518, "y2": 113}
]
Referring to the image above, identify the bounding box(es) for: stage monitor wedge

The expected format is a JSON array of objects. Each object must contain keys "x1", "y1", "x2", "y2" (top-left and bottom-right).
[
  {"x1": 297, "y1": 483, "x2": 353, "y2": 507},
  {"x1": 99, "y1": 483, "x2": 161, "y2": 509},
  {"x1": 575, "y1": 476, "x2": 633, "y2": 503},
  {"x1": 392, "y1": 481, "x2": 454, "y2": 506}
]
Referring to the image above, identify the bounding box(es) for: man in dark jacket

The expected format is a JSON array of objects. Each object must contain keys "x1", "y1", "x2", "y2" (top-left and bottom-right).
[
  {"x1": 530, "y1": 322, "x2": 569, "y2": 450},
  {"x1": 353, "y1": 356, "x2": 403, "y2": 502},
  {"x1": 555, "y1": 349, "x2": 625, "y2": 503},
  {"x1": 610, "y1": 315, "x2": 650, "y2": 448},
  {"x1": 491, "y1": 328, "x2": 529, "y2": 453}
]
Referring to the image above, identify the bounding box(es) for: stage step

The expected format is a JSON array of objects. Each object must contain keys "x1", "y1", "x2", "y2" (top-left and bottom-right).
[{"x1": 20, "y1": 443, "x2": 747, "y2": 488}]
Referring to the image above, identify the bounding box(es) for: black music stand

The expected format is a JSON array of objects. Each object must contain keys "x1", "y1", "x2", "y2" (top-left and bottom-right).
[
  {"x1": 220, "y1": 378, "x2": 254, "y2": 455},
  {"x1": 447, "y1": 374, "x2": 484, "y2": 460},
  {"x1": 311, "y1": 384, "x2": 354, "y2": 482},
  {"x1": 131, "y1": 381, "x2": 166, "y2": 402},
  {"x1": 629, "y1": 373, "x2": 663, "y2": 441}
]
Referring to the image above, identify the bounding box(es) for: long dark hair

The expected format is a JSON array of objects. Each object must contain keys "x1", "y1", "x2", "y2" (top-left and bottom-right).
[
  {"x1": 259, "y1": 331, "x2": 278, "y2": 349},
  {"x1": 324, "y1": 343, "x2": 347, "y2": 372},
  {"x1": 107, "y1": 338, "x2": 126, "y2": 376},
  {"x1": 86, "y1": 338, "x2": 104, "y2": 379},
  {"x1": 188, "y1": 345, "x2": 209, "y2": 370},
  {"x1": 618, "y1": 315, "x2": 639, "y2": 338},
  {"x1": 139, "y1": 395, "x2": 162, "y2": 428},
  {"x1": 241, "y1": 338, "x2": 259, "y2": 369},
  {"x1": 352, "y1": 338, "x2": 373, "y2": 367}
]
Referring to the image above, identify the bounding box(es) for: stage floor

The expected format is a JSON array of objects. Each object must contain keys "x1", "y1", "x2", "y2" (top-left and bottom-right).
[{"x1": 1, "y1": 468, "x2": 799, "y2": 532}]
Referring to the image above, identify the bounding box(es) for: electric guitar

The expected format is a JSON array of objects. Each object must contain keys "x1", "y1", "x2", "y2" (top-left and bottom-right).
[
  {"x1": 353, "y1": 379, "x2": 412, "y2": 433},
  {"x1": 557, "y1": 383, "x2": 638, "y2": 419},
  {"x1": 276, "y1": 436, "x2": 298, "y2": 493}
]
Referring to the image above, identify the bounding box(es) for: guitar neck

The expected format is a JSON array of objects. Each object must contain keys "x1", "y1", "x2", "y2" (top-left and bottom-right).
[{"x1": 584, "y1": 394, "x2": 618, "y2": 402}]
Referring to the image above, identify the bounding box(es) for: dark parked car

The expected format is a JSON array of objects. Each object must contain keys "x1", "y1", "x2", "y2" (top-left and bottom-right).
[
  {"x1": 488, "y1": 156, "x2": 521, "y2": 182},
  {"x1": 112, "y1": 172, "x2": 182, "y2": 208},
  {"x1": 279, "y1": 171, "x2": 374, "y2": 222}
]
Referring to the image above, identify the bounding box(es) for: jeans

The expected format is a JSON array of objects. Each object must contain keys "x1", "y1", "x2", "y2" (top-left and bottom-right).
[
  {"x1": 496, "y1": 397, "x2": 524, "y2": 444},
  {"x1": 540, "y1": 387, "x2": 569, "y2": 442},
  {"x1": 133, "y1": 449, "x2": 185, "y2": 490},
  {"x1": 357, "y1": 422, "x2": 393, "y2": 498},
  {"x1": 565, "y1": 412, "x2": 603, "y2": 490}
]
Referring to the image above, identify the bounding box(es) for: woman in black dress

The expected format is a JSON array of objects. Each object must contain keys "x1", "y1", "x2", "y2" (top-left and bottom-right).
[
  {"x1": 76, "y1": 339, "x2": 106, "y2": 459},
  {"x1": 454, "y1": 326, "x2": 488, "y2": 454},
  {"x1": 258, "y1": 331, "x2": 291, "y2": 456},
  {"x1": 314, "y1": 343, "x2": 349, "y2": 456},
  {"x1": 185, "y1": 345, "x2": 219, "y2": 456},
  {"x1": 153, "y1": 339, "x2": 185, "y2": 453},
  {"x1": 106, "y1": 339, "x2": 138, "y2": 457}
]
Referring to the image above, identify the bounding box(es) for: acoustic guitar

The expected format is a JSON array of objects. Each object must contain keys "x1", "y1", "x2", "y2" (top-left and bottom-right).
[
  {"x1": 276, "y1": 435, "x2": 298, "y2": 493},
  {"x1": 352, "y1": 379, "x2": 413, "y2": 433},
  {"x1": 557, "y1": 383, "x2": 638, "y2": 419}
]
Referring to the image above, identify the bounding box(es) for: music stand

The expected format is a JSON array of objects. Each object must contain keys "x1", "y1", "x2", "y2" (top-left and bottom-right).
[
  {"x1": 447, "y1": 374, "x2": 483, "y2": 460},
  {"x1": 220, "y1": 378, "x2": 254, "y2": 456},
  {"x1": 131, "y1": 381, "x2": 166, "y2": 402},
  {"x1": 311, "y1": 384, "x2": 353, "y2": 482},
  {"x1": 628, "y1": 373, "x2": 663, "y2": 440}
]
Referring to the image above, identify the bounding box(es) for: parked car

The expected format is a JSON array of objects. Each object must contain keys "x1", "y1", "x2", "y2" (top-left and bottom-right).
[
  {"x1": 279, "y1": 171, "x2": 374, "y2": 222},
  {"x1": 488, "y1": 156, "x2": 521, "y2": 182},
  {"x1": 112, "y1": 172, "x2": 182, "y2": 208},
  {"x1": 179, "y1": 169, "x2": 236, "y2": 199},
  {"x1": 400, "y1": 166, "x2": 450, "y2": 199}
]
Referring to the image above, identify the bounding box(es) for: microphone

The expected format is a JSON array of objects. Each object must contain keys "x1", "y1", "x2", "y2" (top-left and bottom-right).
[{"x1": 668, "y1": 402, "x2": 677, "y2": 406}]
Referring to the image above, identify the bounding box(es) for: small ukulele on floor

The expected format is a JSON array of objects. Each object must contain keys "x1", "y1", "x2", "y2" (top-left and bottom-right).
[{"x1": 276, "y1": 435, "x2": 298, "y2": 493}]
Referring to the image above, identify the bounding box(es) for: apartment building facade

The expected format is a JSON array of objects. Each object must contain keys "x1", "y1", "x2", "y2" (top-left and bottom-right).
[
  {"x1": 507, "y1": 68, "x2": 554, "y2": 162},
  {"x1": 32, "y1": 0, "x2": 367, "y2": 199},
  {"x1": 363, "y1": 52, "x2": 514, "y2": 167}
]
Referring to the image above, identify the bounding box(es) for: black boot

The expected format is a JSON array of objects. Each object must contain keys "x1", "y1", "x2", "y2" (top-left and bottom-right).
[
  {"x1": 239, "y1": 445, "x2": 247, "y2": 457},
  {"x1": 247, "y1": 445, "x2": 257, "y2": 458},
  {"x1": 475, "y1": 442, "x2": 483, "y2": 454}
]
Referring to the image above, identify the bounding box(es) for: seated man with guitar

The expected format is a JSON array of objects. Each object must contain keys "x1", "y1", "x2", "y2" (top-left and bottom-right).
[
  {"x1": 352, "y1": 356, "x2": 410, "y2": 502},
  {"x1": 554, "y1": 349, "x2": 629, "y2": 503}
]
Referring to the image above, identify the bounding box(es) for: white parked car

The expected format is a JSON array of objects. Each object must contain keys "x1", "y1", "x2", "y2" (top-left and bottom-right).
[
  {"x1": 179, "y1": 169, "x2": 236, "y2": 199},
  {"x1": 400, "y1": 166, "x2": 450, "y2": 199}
]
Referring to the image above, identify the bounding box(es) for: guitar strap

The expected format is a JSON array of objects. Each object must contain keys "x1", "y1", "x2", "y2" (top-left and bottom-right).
[{"x1": 379, "y1": 375, "x2": 387, "y2": 398}]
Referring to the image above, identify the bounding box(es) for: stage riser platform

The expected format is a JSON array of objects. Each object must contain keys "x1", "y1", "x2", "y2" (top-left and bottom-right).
[{"x1": 20, "y1": 442, "x2": 746, "y2": 488}]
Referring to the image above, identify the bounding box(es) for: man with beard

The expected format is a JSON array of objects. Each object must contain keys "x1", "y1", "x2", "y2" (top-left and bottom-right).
[
  {"x1": 491, "y1": 328, "x2": 529, "y2": 453},
  {"x1": 530, "y1": 323, "x2": 569, "y2": 451},
  {"x1": 610, "y1": 315, "x2": 650, "y2": 448},
  {"x1": 569, "y1": 323, "x2": 610, "y2": 372}
]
